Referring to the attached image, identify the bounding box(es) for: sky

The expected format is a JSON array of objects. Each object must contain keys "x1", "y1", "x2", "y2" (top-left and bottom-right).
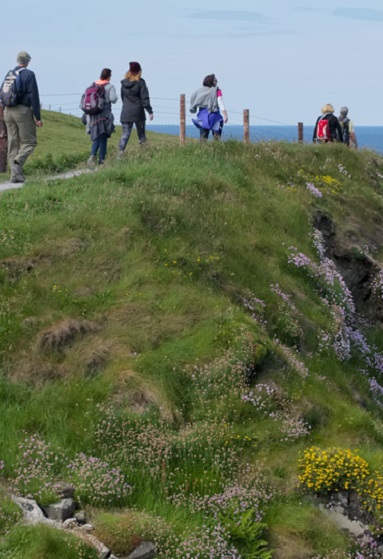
[{"x1": 1, "y1": 0, "x2": 382, "y2": 127}]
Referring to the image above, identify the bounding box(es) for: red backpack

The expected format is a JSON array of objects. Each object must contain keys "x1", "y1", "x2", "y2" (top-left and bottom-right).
[
  {"x1": 80, "y1": 83, "x2": 106, "y2": 115},
  {"x1": 316, "y1": 116, "x2": 331, "y2": 142}
]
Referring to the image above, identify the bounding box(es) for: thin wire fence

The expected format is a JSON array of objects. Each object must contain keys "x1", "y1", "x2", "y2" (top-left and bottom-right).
[{"x1": 39, "y1": 93, "x2": 294, "y2": 128}]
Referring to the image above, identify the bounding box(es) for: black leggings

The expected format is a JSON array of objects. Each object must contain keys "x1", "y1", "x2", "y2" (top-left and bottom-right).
[{"x1": 199, "y1": 122, "x2": 223, "y2": 141}]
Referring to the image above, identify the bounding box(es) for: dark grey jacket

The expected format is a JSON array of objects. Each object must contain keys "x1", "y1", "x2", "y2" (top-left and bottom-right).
[
  {"x1": 89, "y1": 82, "x2": 117, "y2": 141},
  {"x1": 14, "y1": 66, "x2": 41, "y2": 120},
  {"x1": 120, "y1": 78, "x2": 153, "y2": 123}
]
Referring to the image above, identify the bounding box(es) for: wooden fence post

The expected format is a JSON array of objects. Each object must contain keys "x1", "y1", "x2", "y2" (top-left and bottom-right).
[
  {"x1": 180, "y1": 94, "x2": 186, "y2": 146},
  {"x1": 0, "y1": 106, "x2": 7, "y2": 173},
  {"x1": 298, "y1": 122, "x2": 304, "y2": 143},
  {"x1": 243, "y1": 109, "x2": 250, "y2": 144}
]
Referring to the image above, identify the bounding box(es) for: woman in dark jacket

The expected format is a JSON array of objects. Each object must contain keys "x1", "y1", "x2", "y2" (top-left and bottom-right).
[
  {"x1": 118, "y1": 62, "x2": 153, "y2": 156},
  {"x1": 313, "y1": 103, "x2": 343, "y2": 143}
]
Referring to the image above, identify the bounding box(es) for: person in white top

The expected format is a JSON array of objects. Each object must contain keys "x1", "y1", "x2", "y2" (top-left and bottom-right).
[{"x1": 190, "y1": 74, "x2": 228, "y2": 141}]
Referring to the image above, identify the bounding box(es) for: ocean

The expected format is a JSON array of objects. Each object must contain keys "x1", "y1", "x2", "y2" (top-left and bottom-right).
[{"x1": 146, "y1": 124, "x2": 383, "y2": 154}]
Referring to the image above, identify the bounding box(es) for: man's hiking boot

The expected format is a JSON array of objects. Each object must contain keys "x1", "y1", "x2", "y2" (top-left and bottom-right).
[{"x1": 10, "y1": 162, "x2": 25, "y2": 183}]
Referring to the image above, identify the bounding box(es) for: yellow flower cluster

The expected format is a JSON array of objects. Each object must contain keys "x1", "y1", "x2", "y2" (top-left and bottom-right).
[
  {"x1": 361, "y1": 473, "x2": 383, "y2": 512},
  {"x1": 298, "y1": 446, "x2": 370, "y2": 493},
  {"x1": 314, "y1": 174, "x2": 341, "y2": 193}
]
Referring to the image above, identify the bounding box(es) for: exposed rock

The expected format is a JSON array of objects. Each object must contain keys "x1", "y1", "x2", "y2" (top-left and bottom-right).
[
  {"x1": 12, "y1": 494, "x2": 115, "y2": 558},
  {"x1": 318, "y1": 503, "x2": 366, "y2": 537},
  {"x1": 41, "y1": 498, "x2": 76, "y2": 522},
  {"x1": 74, "y1": 510, "x2": 87, "y2": 525},
  {"x1": 73, "y1": 529, "x2": 111, "y2": 557},
  {"x1": 314, "y1": 211, "x2": 383, "y2": 321},
  {"x1": 63, "y1": 518, "x2": 79, "y2": 529},
  {"x1": 79, "y1": 523, "x2": 95, "y2": 532},
  {"x1": 12, "y1": 496, "x2": 57, "y2": 527},
  {"x1": 126, "y1": 540, "x2": 156, "y2": 559}
]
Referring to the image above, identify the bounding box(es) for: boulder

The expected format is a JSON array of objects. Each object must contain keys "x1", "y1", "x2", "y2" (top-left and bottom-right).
[
  {"x1": 126, "y1": 540, "x2": 156, "y2": 559},
  {"x1": 41, "y1": 498, "x2": 76, "y2": 522},
  {"x1": 12, "y1": 496, "x2": 57, "y2": 527}
]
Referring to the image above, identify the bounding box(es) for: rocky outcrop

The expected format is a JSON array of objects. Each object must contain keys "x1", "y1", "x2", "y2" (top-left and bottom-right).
[
  {"x1": 12, "y1": 495, "x2": 154, "y2": 559},
  {"x1": 125, "y1": 541, "x2": 156, "y2": 559},
  {"x1": 314, "y1": 210, "x2": 383, "y2": 321}
]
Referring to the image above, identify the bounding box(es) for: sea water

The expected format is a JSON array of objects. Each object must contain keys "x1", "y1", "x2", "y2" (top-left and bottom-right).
[{"x1": 146, "y1": 124, "x2": 383, "y2": 154}]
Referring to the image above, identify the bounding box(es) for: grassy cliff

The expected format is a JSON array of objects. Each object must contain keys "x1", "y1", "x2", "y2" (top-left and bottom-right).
[{"x1": 1, "y1": 111, "x2": 383, "y2": 558}]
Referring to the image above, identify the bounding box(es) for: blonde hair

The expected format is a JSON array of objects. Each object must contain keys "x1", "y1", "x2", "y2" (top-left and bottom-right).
[
  {"x1": 124, "y1": 70, "x2": 142, "y2": 81},
  {"x1": 322, "y1": 103, "x2": 334, "y2": 114}
]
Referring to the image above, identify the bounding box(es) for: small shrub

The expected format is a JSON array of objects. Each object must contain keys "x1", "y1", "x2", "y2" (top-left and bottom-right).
[
  {"x1": 93, "y1": 510, "x2": 172, "y2": 556},
  {"x1": 298, "y1": 446, "x2": 370, "y2": 493},
  {"x1": 66, "y1": 453, "x2": 131, "y2": 507},
  {"x1": 168, "y1": 524, "x2": 241, "y2": 559},
  {"x1": 220, "y1": 509, "x2": 272, "y2": 559},
  {"x1": 11, "y1": 436, "x2": 65, "y2": 505},
  {"x1": 360, "y1": 471, "x2": 383, "y2": 519}
]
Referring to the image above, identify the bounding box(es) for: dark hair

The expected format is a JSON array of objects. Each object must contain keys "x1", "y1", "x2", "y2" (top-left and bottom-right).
[
  {"x1": 100, "y1": 68, "x2": 112, "y2": 80},
  {"x1": 203, "y1": 74, "x2": 216, "y2": 87}
]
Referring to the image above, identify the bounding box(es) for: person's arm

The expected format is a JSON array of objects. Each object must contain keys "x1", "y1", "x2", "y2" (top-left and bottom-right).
[
  {"x1": 217, "y1": 89, "x2": 228, "y2": 123},
  {"x1": 140, "y1": 80, "x2": 153, "y2": 120},
  {"x1": 350, "y1": 131, "x2": 358, "y2": 148},
  {"x1": 190, "y1": 89, "x2": 198, "y2": 113},
  {"x1": 349, "y1": 121, "x2": 358, "y2": 148},
  {"x1": 26, "y1": 71, "x2": 42, "y2": 124},
  {"x1": 108, "y1": 84, "x2": 118, "y2": 104},
  {"x1": 313, "y1": 117, "x2": 319, "y2": 142}
]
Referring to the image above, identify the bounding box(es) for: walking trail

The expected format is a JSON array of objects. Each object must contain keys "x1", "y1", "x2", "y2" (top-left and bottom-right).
[{"x1": 0, "y1": 168, "x2": 92, "y2": 193}]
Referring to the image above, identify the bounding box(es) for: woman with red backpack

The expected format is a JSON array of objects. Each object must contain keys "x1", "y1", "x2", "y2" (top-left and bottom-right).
[
  {"x1": 313, "y1": 103, "x2": 343, "y2": 144},
  {"x1": 85, "y1": 68, "x2": 117, "y2": 167}
]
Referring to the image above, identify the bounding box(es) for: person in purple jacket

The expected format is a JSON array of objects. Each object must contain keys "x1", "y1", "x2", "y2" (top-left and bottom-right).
[
  {"x1": 1, "y1": 51, "x2": 42, "y2": 183},
  {"x1": 190, "y1": 74, "x2": 228, "y2": 141}
]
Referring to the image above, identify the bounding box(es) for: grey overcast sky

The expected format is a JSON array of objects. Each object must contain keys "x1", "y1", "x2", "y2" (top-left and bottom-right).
[{"x1": 1, "y1": 0, "x2": 382, "y2": 126}]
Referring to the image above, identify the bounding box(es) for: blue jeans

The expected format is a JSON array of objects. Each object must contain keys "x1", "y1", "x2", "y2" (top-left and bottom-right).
[
  {"x1": 119, "y1": 121, "x2": 146, "y2": 151},
  {"x1": 91, "y1": 134, "x2": 108, "y2": 163}
]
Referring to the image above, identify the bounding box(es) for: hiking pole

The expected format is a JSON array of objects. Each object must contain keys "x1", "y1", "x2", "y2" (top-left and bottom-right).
[{"x1": 0, "y1": 106, "x2": 7, "y2": 173}]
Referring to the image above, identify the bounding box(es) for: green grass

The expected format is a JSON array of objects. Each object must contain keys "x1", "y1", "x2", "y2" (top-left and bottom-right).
[
  {"x1": 1, "y1": 115, "x2": 383, "y2": 556},
  {"x1": 0, "y1": 525, "x2": 98, "y2": 559}
]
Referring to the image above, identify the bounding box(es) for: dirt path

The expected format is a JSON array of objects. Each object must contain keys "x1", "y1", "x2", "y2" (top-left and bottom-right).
[{"x1": 0, "y1": 168, "x2": 93, "y2": 193}]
